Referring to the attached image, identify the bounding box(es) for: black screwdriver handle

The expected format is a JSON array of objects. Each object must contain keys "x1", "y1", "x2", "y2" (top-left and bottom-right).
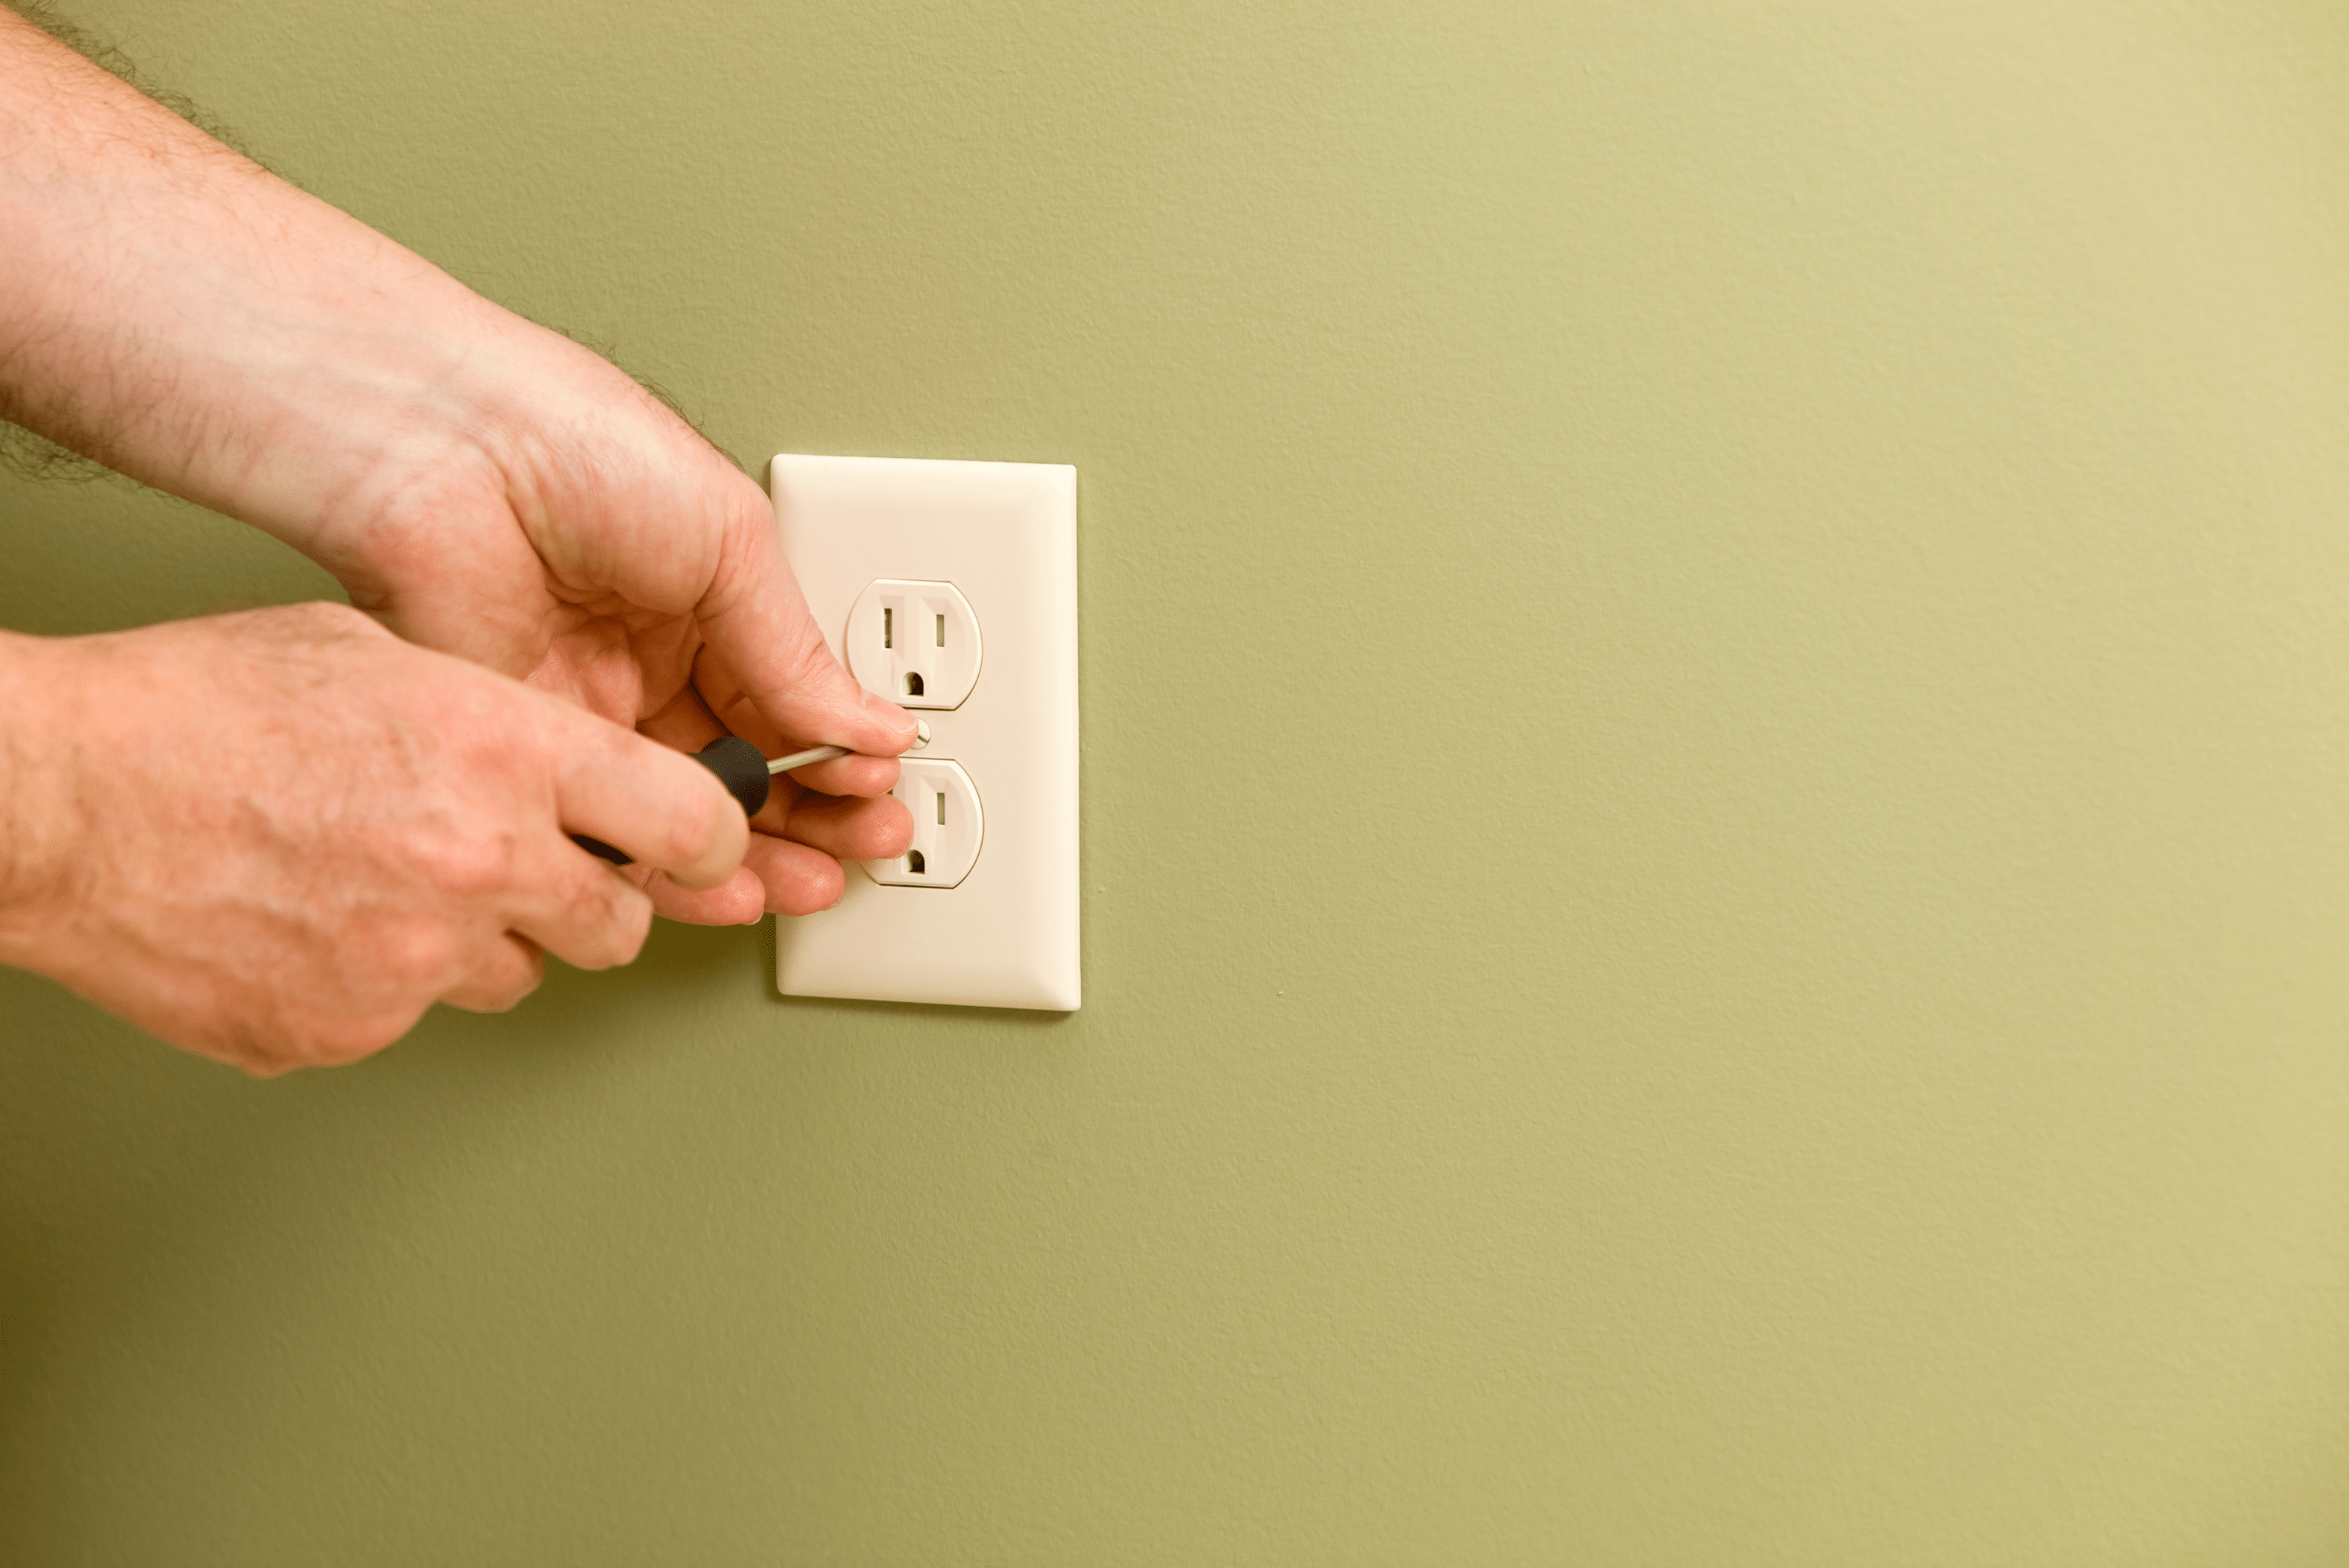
[{"x1": 572, "y1": 735, "x2": 774, "y2": 866}]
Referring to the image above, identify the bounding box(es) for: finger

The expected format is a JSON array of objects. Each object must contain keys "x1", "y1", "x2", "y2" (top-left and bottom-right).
[
  {"x1": 746, "y1": 832, "x2": 850, "y2": 916},
  {"x1": 782, "y1": 792, "x2": 915, "y2": 862},
  {"x1": 631, "y1": 684, "x2": 786, "y2": 838},
  {"x1": 685, "y1": 648, "x2": 784, "y2": 753},
  {"x1": 782, "y1": 751, "x2": 899, "y2": 798},
  {"x1": 749, "y1": 772, "x2": 805, "y2": 837},
  {"x1": 638, "y1": 680, "x2": 729, "y2": 752},
  {"x1": 642, "y1": 863, "x2": 769, "y2": 927},
  {"x1": 547, "y1": 703, "x2": 748, "y2": 889},
  {"x1": 687, "y1": 645, "x2": 889, "y2": 802},
  {"x1": 507, "y1": 840, "x2": 657, "y2": 972},
  {"x1": 439, "y1": 932, "x2": 546, "y2": 1013},
  {"x1": 696, "y1": 505, "x2": 919, "y2": 757}
]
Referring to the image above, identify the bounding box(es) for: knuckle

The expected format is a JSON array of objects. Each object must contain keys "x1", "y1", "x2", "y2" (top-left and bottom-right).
[
  {"x1": 771, "y1": 854, "x2": 845, "y2": 917},
  {"x1": 368, "y1": 917, "x2": 462, "y2": 992},
  {"x1": 306, "y1": 1010, "x2": 414, "y2": 1066},
  {"x1": 778, "y1": 617, "x2": 854, "y2": 694},
  {"x1": 224, "y1": 1039, "x2": 298, "y2": 1079},
  {"x1": 652, "y1": 784, "x2": 730, "y2": 870},
  {"x1": 487, "y1": 968, "x2": 543, "y2": 1012},
  {"x1": 471, "y1": 939, "x2": 548, "y2": 1011},
  {"x1": 213, "y1": 931, "x2": 446, "y2": 1073},
  {"x1": 612, "y1": 898, "x2": 652, "y2": 963},
  {"x1": 855, "y1": 796, "x2": 916, "y2": 859},
  {"x1": 307, "y1": 1023, "x2": 386, "y2": 1067},
  {"x1": 546, "y1": 867, "x2": 651, "y2": 972},
  {"x1": 601, "y1": 887, "x2": 657, "y2": 962},
  {"x1": 451, "y1": 962, "x2": 542, "y2": 1015},
  {"x1": 416, "y1": 827, "x2": 523, "y2": 902},
  {"x1": 505, "y1": 943, "x2": 549, "y2": 1004},
  {"x1": 238, "y1": 1007, "x2": 409, "y2": 1073}
]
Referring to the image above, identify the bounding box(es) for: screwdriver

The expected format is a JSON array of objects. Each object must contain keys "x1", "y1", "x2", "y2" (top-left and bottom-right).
[{"x1": 569, "y1": 728, "x2": 920, "y2": 866}]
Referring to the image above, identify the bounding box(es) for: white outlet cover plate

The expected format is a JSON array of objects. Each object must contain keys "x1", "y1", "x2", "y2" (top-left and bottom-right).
[{"x1": 770, "y1": 453, "x2": 1079, "y2": 1011}]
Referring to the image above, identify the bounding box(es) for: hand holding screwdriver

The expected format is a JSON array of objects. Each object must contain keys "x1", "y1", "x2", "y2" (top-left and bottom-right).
[{"x1": 570, "y1": 738, "x2": 903, "y2": 865}]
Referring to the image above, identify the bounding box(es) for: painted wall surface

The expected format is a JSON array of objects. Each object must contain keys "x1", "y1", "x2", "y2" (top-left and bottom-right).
[{"x1": 5, "y1": 3, "x2": 2348, "y2": 1562}]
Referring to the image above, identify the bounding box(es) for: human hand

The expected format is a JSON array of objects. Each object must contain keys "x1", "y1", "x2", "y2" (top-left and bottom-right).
[
  {"x1": 0, "y1": 12, "x2": 915, "y2": 924},
  {"x1": 293, "y1": 325, "x2": 922, "y2": 925},
  {"x1": 0, "y1": 605, "x2": 752, "y2": 1073}
]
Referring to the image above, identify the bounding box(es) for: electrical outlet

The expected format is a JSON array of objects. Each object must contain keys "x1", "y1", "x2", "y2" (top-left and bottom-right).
[
  {"x1": 869, "y1": 759, "x2": 984, "y2": 887},
  {"x1": 770, "y1": 453, "x2": 1078, "y2": 1011},
  {"x1": 848, "y1": 579, "x2": 981, "y2": 708}
]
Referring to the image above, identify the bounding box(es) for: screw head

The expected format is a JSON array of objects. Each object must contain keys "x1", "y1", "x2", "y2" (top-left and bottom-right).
[{"x1": 913, "y1": 718, "x2": 932, "y2": 750}]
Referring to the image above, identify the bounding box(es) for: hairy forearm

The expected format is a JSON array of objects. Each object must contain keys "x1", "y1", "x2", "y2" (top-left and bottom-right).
[
  {"x1": 0, "y1": 12, "x2": 917, "y2": 955},
  {"x1": 0, "y1": 11, "x2": 563, "y2": 568}
]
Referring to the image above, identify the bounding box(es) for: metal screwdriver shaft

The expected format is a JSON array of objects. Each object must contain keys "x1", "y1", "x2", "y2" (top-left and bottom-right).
[
  {"x1": 769, "y1": 716, "x2": 927, "y2": 773},
  {"x1": 766, "y1": 744, "x2": 847, "y2": 774}
]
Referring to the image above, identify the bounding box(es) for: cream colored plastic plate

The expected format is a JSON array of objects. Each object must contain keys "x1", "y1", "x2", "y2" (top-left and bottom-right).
[{"x1": 770, "y1": 454, "x2": 1079, "y2": 1011}]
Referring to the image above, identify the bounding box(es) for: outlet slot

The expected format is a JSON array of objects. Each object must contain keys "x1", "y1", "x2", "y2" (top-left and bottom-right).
[
  {"x1": 847, "y1": 579, "x2": 981, "y2": 710},
  {"x1": 907, "y1": 850, "x2": 926, "y2": 874}
]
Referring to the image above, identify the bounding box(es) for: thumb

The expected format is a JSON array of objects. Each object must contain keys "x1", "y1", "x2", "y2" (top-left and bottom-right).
[{"x1": 700, "y1": 506, "x2": 918, "y2": 757}]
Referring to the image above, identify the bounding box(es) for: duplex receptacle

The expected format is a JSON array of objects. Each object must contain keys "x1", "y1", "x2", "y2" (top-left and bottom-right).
[
  {"x1": 847, "y1": 579, "x2": 981, "y2": 708},
  {"x1": 772, "y1": 453, "x2": 1078, "y2": 1012}
]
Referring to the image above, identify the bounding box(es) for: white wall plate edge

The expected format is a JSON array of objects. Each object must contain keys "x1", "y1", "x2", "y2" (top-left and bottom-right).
[{"x1": 770, "y1": 453, "x2": 1079, "y2": 1011}]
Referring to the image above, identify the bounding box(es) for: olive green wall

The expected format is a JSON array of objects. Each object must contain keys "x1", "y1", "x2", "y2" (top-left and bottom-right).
[{"x1": 6, "y1": 2, "x2": 2349, "y2": 1562}]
